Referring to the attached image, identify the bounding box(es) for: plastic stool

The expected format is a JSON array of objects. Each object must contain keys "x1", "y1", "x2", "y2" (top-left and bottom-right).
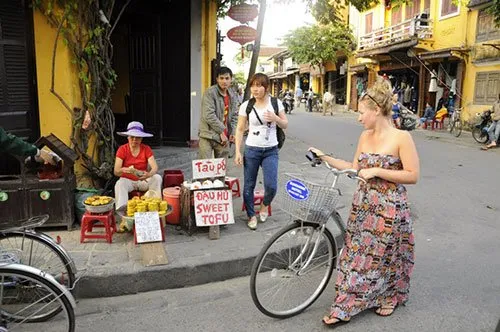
[
  {"x1": 225, "y1": 176, "x2": 241, "y2": 197},
  {"x1": 80, "y1": 210, "x2": 116, "y2": 243},
  {"x1": 241, "y1": 190, "x2": 272, "y2": 216}
]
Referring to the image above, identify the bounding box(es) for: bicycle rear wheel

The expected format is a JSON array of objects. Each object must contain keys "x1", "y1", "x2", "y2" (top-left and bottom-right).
[
  {"x1": 250, "y1": 222, "x2": 336, "y2": 319},
  {"x1": 0, "y1": 265, "x2": 75, "y2": 332},
  {"x1": 0, "y1": 232, "x2": 75, "y2": 289}
]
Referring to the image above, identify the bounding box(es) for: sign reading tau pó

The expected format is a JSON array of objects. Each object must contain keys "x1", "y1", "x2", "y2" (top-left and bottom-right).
[
  {"x1": 192, "y1": 158, "x2": 226, "y2": 180},
  {"x1": 194, "y1": 190, "x2": 234, "y2": 226}
]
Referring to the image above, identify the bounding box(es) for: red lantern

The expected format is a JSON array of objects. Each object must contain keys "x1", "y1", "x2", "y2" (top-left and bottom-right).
[
  {"x1": 227, "y1": 4, "x2": 259, "y2": 24},
  {"x1": 227, "y1": 25, "x2": 257, "y2": 46}
]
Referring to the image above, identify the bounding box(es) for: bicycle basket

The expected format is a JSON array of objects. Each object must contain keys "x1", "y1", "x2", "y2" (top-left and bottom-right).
[{"x1": 275, "y1": 173, "x2": 340, "y2": 223}]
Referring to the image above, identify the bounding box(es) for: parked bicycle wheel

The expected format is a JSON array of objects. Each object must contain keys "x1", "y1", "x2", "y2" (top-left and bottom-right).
[
  {"x1": 472, "y1": 127, "x2": 488, "y2": 143},
  {"x1": 451, "y1": 118, "x2": 462, "y2": 137},
  {"x1": 0, "y1": 264, "x2": 75, "y2": 331},
  {"x1": 0, "y1": 232, "x2": 75, "y2": 289},
  {"x1": 250, "y1": 221, "x2": 336, "y2": 318}
]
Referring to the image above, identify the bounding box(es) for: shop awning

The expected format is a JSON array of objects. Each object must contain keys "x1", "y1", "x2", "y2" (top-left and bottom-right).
[
  {"x1": 356, "y1": 38, "x2": 418, "y2": 58},
  {"x1": 418, "y1": 47, "x2": 470, "y2": 60},
  {"x1": 269, "y1": 72, "x2": 287, "y2": 79}
]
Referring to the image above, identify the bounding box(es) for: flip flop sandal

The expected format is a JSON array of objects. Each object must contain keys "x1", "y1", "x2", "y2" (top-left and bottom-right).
[
  {"x1": 322, "y1": 316, "x2": 351, "y2": 329},
  {"x1": 374, "y1": 304, "x2": 398, "y2": 317}
]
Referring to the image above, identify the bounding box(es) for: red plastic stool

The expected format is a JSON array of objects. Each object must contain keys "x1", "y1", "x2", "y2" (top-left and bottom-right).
[
  {"x1": 225, "y1": 176, "x2": 241, "y2": 197},
  {"x1": 80, "y1": 210, "x2": 116, "y2": 244},
  {"x1": 241, "y1": 190, "x2": 272, "y2": 216}
]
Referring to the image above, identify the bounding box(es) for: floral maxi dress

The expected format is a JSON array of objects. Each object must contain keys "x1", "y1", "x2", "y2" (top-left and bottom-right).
[{"x1": 329, "y1": 153, "x2": 415, "y2": 320}]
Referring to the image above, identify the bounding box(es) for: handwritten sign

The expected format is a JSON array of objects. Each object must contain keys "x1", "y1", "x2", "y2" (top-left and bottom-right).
[
  {"x1": 134, "y1": 212, "x2": 163, "y2": 243},
  {"x1": 194, "y1": 190, "x2": 234, "y2": 226},
  {"x1": 192, "y1": 158, "x2": 226, "y2": 180}
]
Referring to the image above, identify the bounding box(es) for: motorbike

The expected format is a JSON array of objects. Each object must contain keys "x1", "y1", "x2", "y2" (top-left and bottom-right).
[
  {"x1": 472, "y1": 109, "x2": 499, "y2": 144},
  {"x1": 394, "y1": 106, "x2": 418, "y2": 131},
  {"x1": 283, "y1": 93, "x2": 294, "y2": 114}
]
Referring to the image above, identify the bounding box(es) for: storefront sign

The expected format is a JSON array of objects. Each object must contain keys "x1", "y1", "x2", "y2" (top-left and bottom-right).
[
  {"x1": 227, "y1": 4, "x2": 259, "y2": 24},
  {"x1": 192, "y1": 158, "x2": 226, "y2": 180},
  {"x1": 227, "y1": 25, "x2": 257, "y2": 45},
  {"x1": 194, "y1": 190, "x2": 234, "y2": 226},
  {"x1": 134, "y1": 212, "x2": 163, "y2": 243}
]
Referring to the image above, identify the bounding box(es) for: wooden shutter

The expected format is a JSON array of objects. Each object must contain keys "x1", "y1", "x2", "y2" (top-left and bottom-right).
[
  {"x1": 365, "y1": 13, "x2": 373, "y2": 34},
  {"x1": 0, "y1": 0, "x2": 36, "y2": 139},
  {"x1": 406, "y1": 0, "x2": 421, "y2": 19},
  {"x1": 441, "y1": 0, "x2": 458, "y2": 17},
  {"x1": 392, "y1": 6, "x2": 402, "y2": 25}
]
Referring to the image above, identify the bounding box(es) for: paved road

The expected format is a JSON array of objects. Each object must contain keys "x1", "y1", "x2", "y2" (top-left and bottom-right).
[{"x1": 35, "y1": 108, "x2": 500, "y2": 332}]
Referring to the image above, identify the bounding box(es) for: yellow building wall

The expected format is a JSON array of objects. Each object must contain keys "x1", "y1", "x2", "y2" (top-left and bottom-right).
[
  {"x1": 32, "y1": 10, "x2": 80, "y2": 145},
  {"x1": 460, "y1": 8, "x2": 500, "y2": 122},
  {"x1": 201, "y1": 0, "x2": 217, "y2": 91},
  {"x1": 427, "y1": 0, "x2": 468, "y2": 50}
]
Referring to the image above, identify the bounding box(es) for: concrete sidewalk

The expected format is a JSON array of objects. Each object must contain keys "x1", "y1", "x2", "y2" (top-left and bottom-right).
[{"x1": 47, "y1": 133, "x2": 351, "y2": 299}]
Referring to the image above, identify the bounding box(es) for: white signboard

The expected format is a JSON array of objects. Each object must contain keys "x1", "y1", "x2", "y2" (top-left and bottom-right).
[
  {"x1": 193, "y1": 190, "x2": 234, "y2": 226},
  {"x1": 192, "y1": 158, "x2": 226, "y2": 180},
  {"x1": 134, "y1": 212, "x2": 163, "y2": 243}
]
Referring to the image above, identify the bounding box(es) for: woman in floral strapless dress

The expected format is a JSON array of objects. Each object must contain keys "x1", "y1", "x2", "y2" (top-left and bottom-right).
[{"x1": 310, "y1": 78, "x2": 420, "y2": 328}]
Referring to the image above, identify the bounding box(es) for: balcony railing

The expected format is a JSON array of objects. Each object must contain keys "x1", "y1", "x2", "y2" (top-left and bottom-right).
[{"x1": 359, "y1": 15, "x2": 432, "y2": 51}]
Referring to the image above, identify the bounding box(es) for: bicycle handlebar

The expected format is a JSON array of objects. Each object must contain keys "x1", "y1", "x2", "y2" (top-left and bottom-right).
[{"x1": 306, "y1": 150, "x2": 366, "y2": 183}]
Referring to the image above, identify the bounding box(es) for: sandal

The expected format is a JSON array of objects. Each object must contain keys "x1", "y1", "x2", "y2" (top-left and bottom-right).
[
  {"x1": 374, "y1": 304, "x2": 398, "y2": 317},
  {"x1": 322, "y1": 315, "x2": 350, "y2": 329}
]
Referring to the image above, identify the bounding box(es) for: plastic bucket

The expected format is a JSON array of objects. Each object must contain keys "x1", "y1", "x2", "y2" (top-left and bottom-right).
[
  {"x1": 163, "y1": 186, "x2": 181, "y2": 225},
  {"x1": 163, "y1": 170, "x2": 184, "y2": 189}
]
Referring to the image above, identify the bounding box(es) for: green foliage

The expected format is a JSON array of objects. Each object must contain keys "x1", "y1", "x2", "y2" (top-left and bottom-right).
[
  {"x1": 283, "y1": 22, "x2": 356, "y2": 67},
  {"x1": 233, "y1": 71, "x2": 247, "y2": 86},
  {"x1": 488, "y1": 0, "x2": 500, "y2": 27},
  {"x1": 33, "y1": 0, "x2": 123, "y2": 183}
]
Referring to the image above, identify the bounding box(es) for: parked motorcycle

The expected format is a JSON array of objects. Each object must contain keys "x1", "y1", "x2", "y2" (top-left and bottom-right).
[
  {"x1": 283, "y1": 92, "x2": 294, "y2": 114},
  {"x1": 394, "y1": 106, "x2": 418, "y2": 131},
  {"x1": 472, "y1": 109, "x2": 499, "y2": 144}
]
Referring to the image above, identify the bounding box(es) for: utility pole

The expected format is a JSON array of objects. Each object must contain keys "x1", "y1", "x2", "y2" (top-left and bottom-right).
[{"x1": 244, "y1": 0, "x2": 266, "y2": 101}]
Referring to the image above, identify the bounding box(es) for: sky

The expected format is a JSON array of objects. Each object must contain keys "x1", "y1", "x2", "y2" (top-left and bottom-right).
[{"x1": 218, "y1": 1, "x2": 315, "y2": 71}]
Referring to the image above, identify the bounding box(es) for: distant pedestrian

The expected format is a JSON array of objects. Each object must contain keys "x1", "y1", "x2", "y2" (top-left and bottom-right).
[
  {"x1": 418, "y1": 103, "x2": 435, "y2": 127},
  {"x1": 295, "y1": 86, "x2": 303, "y2": 106},
  {"x1": 307, "y1": 88, "x2": 314, "y2": 112},
  {"x1": 310, "y1": 77, "x2": 419, "y2": 327},
  {"x1": 198, "y1": 66, "x2": 239, "y2": 159},
  {"x1": 322, "y1": 91, "x2": 334, "y2": 116},
  {"x1": 233, "y1": 73, "x2": 288, "y2": 230}
]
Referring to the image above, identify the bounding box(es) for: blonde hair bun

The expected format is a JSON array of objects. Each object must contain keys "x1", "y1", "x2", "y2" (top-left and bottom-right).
[{"x1": 365, "y1": 76, "x2": 393, "y2": 116}]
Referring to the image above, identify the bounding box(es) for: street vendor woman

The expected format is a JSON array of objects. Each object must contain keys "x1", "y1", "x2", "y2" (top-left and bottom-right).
[{"x1": 114, "y1": 121, "x2": 162, "y2": 210}]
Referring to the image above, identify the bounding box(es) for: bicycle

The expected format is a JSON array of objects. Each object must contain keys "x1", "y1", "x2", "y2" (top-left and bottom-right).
[
  {"x1": 447, "y1": 107, "x2": 463, "y2": 137},
  {"x1": 0, "y1": 215, "x2": 76, "y2": 324},
  {"x1": 0, "y1": 215, "x2": 76, "y2": 290},
  {"x1": 0, "y1": 252, "x2": 76, "y2": 331},
  {"x1": 250, "y1": 151, "x2": 364, "y2": 318}
]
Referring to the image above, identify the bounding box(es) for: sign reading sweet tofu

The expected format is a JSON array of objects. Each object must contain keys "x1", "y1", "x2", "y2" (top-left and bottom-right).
[
  {"x1": 192, "y1": 158, "x2": 226, "y2": 180},
  {"x1": 134, "y1": 212, "x2": 163, "y2": 243},
  {"x1": 194, "y1": 190, "x2": 234, "y2": 226}
]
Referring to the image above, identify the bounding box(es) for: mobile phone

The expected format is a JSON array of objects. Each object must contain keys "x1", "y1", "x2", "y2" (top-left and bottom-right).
[{"x1": 306, "y1": 150, "x2": 318, "y2": 161}]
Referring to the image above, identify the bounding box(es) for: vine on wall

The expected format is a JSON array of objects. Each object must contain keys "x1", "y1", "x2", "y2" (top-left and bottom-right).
[{"x1": 33, "y1": 0, "x2": 131, "y2": 184}]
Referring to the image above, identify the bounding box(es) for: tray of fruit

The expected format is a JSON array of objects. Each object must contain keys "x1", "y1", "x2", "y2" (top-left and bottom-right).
[
  {"x1": 84, "y1": 196, "x2": 115, "y2": 213},
  {"x1": 116, "y1": 196, "x2": 171, "y2": 232}
]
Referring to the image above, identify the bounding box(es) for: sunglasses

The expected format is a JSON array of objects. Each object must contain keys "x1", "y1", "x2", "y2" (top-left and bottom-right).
[{"x1": 360, "y1": 91, "x2": 382, "y2": 108}]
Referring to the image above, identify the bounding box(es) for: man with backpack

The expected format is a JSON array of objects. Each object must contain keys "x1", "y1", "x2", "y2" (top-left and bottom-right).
[{"x1": 198, "y1": 67, "x2": 239, "y2": 159}]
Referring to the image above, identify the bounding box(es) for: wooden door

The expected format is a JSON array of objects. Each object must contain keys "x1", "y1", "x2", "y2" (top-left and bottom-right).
[
  {"x1": 128, "y1": 16, "x2": 161, "y2": 144},
  {"x1": 0, "y1": 0, "x2": 39, "y2": 175}
]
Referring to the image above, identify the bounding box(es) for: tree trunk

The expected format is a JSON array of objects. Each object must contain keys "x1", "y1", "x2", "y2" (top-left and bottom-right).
[{"x1": 244, "y1": 0, "x2": 266, "y2": 101}]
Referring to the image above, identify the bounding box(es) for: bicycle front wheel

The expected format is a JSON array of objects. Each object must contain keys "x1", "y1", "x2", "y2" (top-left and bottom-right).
[
  {"x1": 0, "y1": 265, "x2": 75, "y2": 332},
  {"x1": 0, "y1": 232, "x2": 75, "y2": 291},
  {"x1": 452, "y1": 119, "x2": 462, "y2": 137},
  {"x1": 250, "y1": 222, "x2": 336, "y2": 319}
]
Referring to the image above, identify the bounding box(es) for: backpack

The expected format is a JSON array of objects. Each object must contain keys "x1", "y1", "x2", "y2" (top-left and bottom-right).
[{"x1": 245, "y1": 97, "x2": 286, "y2": 149}]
